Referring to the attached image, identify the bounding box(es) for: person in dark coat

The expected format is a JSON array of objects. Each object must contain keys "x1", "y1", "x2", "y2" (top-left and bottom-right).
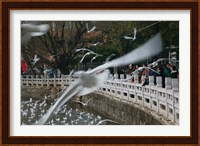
[{"x1": 170, "y1": 66, "x2": 178, "y2": 78}]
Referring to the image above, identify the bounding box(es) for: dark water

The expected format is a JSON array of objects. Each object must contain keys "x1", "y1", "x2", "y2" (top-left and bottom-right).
[{"x1": 21, "y1": 97, "x2": 119, "y2": 125}]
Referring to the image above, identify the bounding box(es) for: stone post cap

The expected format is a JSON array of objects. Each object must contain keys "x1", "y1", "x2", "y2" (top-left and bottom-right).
[
  {"x1": 114, "y1": 74, "x2": 118, "y2": 79},
  {"x1": 165, "y1": 77, "x2": 172, "y2": 83},
  {"x1": 172, "y1": 78, "x2": 179, "y2": 85},
  {"x1": 156, "y1": 76, "x2": 162, "y2": 81}
]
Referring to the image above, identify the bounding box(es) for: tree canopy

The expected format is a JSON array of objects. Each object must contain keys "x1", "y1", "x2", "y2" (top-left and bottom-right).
[{"x1": 21, "y1": 21, "x2": 179, "y2": 75}]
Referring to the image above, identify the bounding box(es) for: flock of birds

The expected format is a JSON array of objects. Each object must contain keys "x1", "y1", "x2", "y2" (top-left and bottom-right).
[
  {"x1": 76, "y1": 48, "x2": 103, "y2": 63},
  {"x1": 21, "y1": 93, "x2": 119, "y2": 125},
  {"x1": 21, "y1": 22, "x2": 138, "y2": 67},
  {"x1": 21, "y1": 22, "x2": 166, "y2": 125}
]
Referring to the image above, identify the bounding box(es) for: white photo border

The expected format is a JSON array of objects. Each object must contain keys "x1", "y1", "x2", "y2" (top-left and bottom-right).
[{"x1": 10, "y1": 10, "x2": 190, "y2": 136}]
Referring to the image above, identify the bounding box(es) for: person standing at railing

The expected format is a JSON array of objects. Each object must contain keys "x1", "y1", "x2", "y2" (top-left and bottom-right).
[
  {"x1": 125, "y1": 64, "x2": 134, "y2": 75},
  {"x1": 49, "y1": 68, "x2": 54, "y2": 78},
  {"x1": 141, "y1": 64, "x2": 149, "y2": 86},
  {"x1": 161, "y1": 64, "x2": 170, "y2": 88},
  {"x1": 125, "y1": 64, "x2": 135, "y2": 83},
  {"x1": 21, "y1": 59, "x2": 28, "y2": 75},
  {"x1": 170, "y1": 65, "x2": 178, "y2": 78},
  {"x1": 155, "y1": 66, "x2": 162, "y2": 85}
]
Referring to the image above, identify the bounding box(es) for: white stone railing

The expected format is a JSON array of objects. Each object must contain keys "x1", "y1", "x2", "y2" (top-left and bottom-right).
[
  {"x1": 21, "y1": 74, "x2": 179, "y2": 125},
  {"x1": 21, "y1": 75, "x2": 76, "y2": 88},
  {"x1": 98, "y1": 74, "x2": 179, "y2": 125}
]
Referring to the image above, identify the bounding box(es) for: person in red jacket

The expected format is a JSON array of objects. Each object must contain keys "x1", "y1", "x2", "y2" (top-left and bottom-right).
[{"x1": 21, "y1": 60, "x2": 28, "y2": 74}]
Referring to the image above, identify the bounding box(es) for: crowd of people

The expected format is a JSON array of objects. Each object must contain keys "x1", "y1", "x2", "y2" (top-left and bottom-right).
[
  {"x1": 21, "y1": 54, "x2": 179, "y2": 88},
  {"x1": 21, "y1": 60, "x2": 62, "y2": 78},
  {"x1": 124, "y1": 63, "x2": 179, "y2": 88}
]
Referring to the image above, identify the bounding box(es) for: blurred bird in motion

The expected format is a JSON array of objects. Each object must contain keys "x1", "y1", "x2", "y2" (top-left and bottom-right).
[
  {"x1": 21, "y1": 23, "x2": 49, "y2": 46},
  {"x1": 90, "y1": 54, "x2": 103, "y2": 62},
  {"x1": 36, "y1": 33, "x2": 162, "y2": 125},
  {"x1": 124, "y1": 28, "x2": 137, "y2": 41},
  {"x1": 86, "y1": 23, "x2": 96, "y2": 33},
  {"x1": 72, "y1": 97, "x2": 93, "y2": 107},
  {"x1": 96, "y1": 119, "x2": 119, "y2": 125},
  {"x1": 31, "y1": 54, "x2": 40, "y2": 65}
]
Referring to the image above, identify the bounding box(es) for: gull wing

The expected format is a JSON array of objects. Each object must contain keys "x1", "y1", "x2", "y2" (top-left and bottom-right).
[
  {"x1": 21, "y1": 24, "x2": 49, "y2": 34},
  {"x1": 79, "y1": 53, "x2": 90, "y2": 63},
  {"x1": 96, "y1": 119, "x2": 119, "y2": 125},
  {"x1": 21, "y1": 24, "x2": 49, "y2": 45},
  {"x1": 88, "y1": 33, "x2": 162, "y2": 74},
  {"x1": 89, "y1": 42, "x2": 100, "y2": 46},
  {"x1": 34, "y1": 54, "x2": 37, "y2": 60},
  {"x1": 90, "y1": 56, "x2": 96, "y2": 62},
  {"x1": 36, "y1": 81, "x2": 82, "y2": 125},
  {"x1": 72, "y1": 101, "x2": 85, "y2": 106},
  {"x1": 146, "y1": 67, "x2": 160, "y2": 74},
  {"x1": 124, "y1": 69, "x2": 141, "y2": 81},
  {"x1": 124, "y1": 36, "x2": 133, "y2": 40},
  {"x1": 90, "y1": 55, "x2": 102, "y2": 62},
  {"x1": 30, "y1": 32, "x2": 47, "y2": 37},
  {"x1": 133, "y1": 27, "x2": 137, "y2": 37},
  {"x1": 76, "y1": 48, "x2": 88, "y2": 52},
  {"x1": 88, "y1": 26, "x2": 96, "y2": 32},
  {"x1": 85, "y1": 23, "x2": 89, "y2": 31},
  {"x1": 86, "y1": 97, "x2": 93, "y2": 104},
  {"x1": 105, "y1": 54, "x2": 116, "y2": 62}
]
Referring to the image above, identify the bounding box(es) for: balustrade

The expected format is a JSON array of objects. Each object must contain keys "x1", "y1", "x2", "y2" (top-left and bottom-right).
[{"x1": 21, "y1": 73, "x2": 179, "y2": 124}]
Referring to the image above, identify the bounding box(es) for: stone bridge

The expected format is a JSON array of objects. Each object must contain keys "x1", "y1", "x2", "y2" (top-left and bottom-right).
[{"x1": 21, "y1": 74, "x2": 179, "y2": 125}]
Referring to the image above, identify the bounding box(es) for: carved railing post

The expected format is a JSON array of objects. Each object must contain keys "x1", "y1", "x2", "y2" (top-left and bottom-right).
[
  {"x1": 165, "y1": 77, "x2": 172, "y2": 89},
  {"x1": 120, "y1": 74, "x2": 124, "y2": 80},
  {"x1": 36, "y1": 75, "x2": 39, "y2": 87},
  {"x1": 61, "y1": 74, "x2": 64, "y2": 88},
  {"x1": 31, "y1": 75, "x2": 34, "y2": 86},
  {"x1": 54, "y1": 74, "x2": 56, "y2": 87},
  {"x1": 141, "y1": 75, "x2": 146, "y2": 84},
  {"x1": 134, "y1": 75, "x2": 138, "y2": 84},
  {"x1": 40, "y1": 75, "x2": 44, "y2": 87},
  {"x1": 149, "y1": 76, "x2": 154, "y2": 86},
  {"x1": 172, "y1": 79, "x2": 179, "y2": 91},
  {"x1": 156, "y1": 77, "x2": 162, "y2": 88},
  {"x1": 114, "y1": 74, "x2": 118, "y2": 80}
]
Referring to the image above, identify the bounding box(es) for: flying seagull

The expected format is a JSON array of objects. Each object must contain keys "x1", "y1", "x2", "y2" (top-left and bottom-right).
[
  {"x1": 43, "y1": 69, "x2": 50, "y2": 75},
  {"x1": 76, "y1": 48, "x2": 93, "y2": 53},
  {"x1": 166, "y1": 45, "x2": 179, "y2": 49},
  {"x1": 31, "y1": 54, "x2": 40, "y2": 65},
  {"x1": 69, "y1": 70, "x2": 75, "y2": 77},
  {"x1": 90, "y1": 54, "x2": 103, "y2": 62},
  {"x1": 76, "y1": 48, "x2": 99, "y2": 56},
  {"x1": 36, "y1": 33, "x2": 162, "y2": 125},
  {"x1": 96, "y1": 119, "x2": 119, "y2": 125},
  {"x1": 124, "y1": 28, "x2": 137, "y2": 41},
  {"x1": 79, "y1": 52, "x2": 92, "y2": 63},
  {"x1": 105, "y1": 53, "x2": 116, "y2": 62},
  {"x1": 88, "y1": 42, "x2": 101, "y2": 47},
  {"x1": 124, "y1": 66, "x2": 160, "y2": 82},
  {"x1": 78, "y1": 49, "x2": 101, "y2": 63},
  {"x1": 36, "y1": 69, "x2": 109, "y2": 125},
  {"x1": 86, "y1": 23, "x2": 96, "y2": 33},
  {"x1": 72, "y1": 97, "x2": 93, "y2": 107},
  {"x1": 148, "y1": 58, "x2": 179, "y2": 67},
  {"x1": 21, "y1": 23, "x2": 49, "y2": 46}
]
